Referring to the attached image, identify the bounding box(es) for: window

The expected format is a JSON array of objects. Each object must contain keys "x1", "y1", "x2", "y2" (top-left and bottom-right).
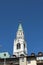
[
  {"x1": 17, "y1": 43, "x2": 21, "y2": 49},
  {"x1": 4, "y1": 53, "x2": 6, "y2": 56}
]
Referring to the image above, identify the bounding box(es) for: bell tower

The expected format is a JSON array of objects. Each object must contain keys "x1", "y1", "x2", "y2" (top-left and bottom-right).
[{"x1": 13, "y1": 24, "x2": 27, "y2": 57}]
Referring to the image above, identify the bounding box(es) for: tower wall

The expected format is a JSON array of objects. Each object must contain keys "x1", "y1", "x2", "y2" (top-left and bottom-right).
[{"x1": 13, "y1": 24, "x2": 27, "y2": 57}]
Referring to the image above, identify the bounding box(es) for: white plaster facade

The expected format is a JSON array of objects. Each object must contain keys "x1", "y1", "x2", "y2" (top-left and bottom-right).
[
  {"x1": 27, "y1": 60, "x2": 37, "y2": 65},
  {"x1": 19, "y1": 57, "x2": 37, "y2": 65}
]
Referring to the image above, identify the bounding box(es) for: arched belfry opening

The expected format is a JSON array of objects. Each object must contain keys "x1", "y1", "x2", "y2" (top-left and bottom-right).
[{"x1": 17, "y1": 43, "x2": 21, "y2": 49}]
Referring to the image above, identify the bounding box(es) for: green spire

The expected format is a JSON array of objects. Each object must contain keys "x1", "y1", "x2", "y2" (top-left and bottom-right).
[{"x1": 18, "y1": 23, "x2": 23, "y2": 31}]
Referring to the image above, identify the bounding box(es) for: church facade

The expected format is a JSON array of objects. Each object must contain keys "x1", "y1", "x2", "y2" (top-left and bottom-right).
[{"x1": 0, "y1": 24, "x2": 43, "y2": 65}]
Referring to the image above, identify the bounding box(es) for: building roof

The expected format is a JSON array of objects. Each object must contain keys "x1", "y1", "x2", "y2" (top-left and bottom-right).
[{"x1": 0, "y1": 52, "x2": 10, "y2": 58}]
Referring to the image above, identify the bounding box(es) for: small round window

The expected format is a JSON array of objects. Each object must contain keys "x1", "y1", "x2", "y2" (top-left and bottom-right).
[{"x1": 4, "y1": 53, "x2": 6, "y2": 56}]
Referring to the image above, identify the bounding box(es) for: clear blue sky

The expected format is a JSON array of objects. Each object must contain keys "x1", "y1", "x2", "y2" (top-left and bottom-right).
[{"x1": 0, "y1": 0, "x2": 43, "y2": 55}]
